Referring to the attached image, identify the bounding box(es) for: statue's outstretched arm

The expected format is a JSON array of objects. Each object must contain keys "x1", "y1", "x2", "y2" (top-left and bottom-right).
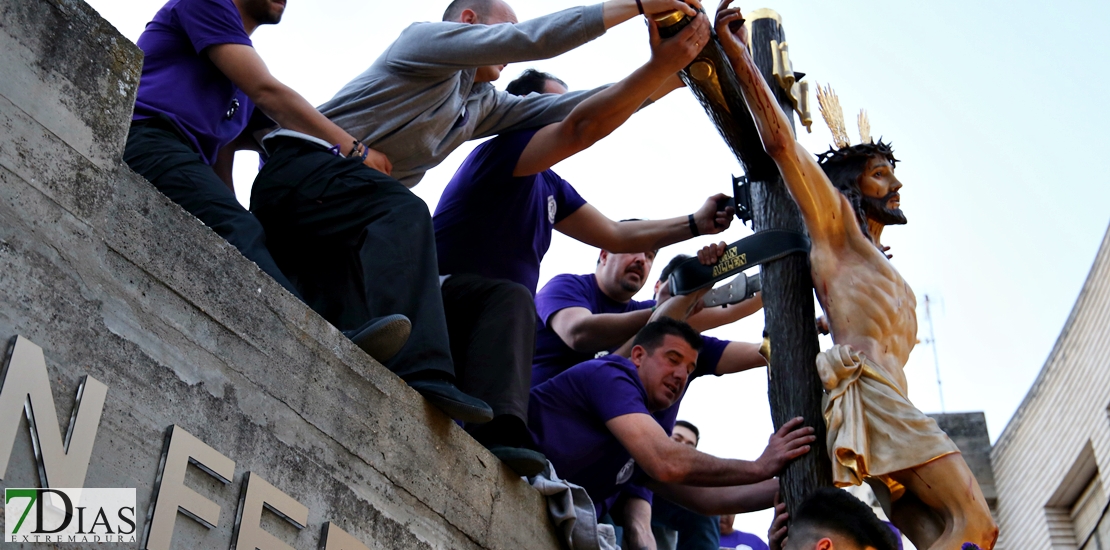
[{"x1": 715, "y1": 2, "x2": 846, "y2": 245}]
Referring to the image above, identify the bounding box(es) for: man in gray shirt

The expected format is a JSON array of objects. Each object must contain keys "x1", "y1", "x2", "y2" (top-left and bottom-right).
[
  {"x1": 319, "y1": 0, "x2": 700, "y2": 187},
  {"x1": 251, "y1": 0, "x2": 699, "y2": 428}
]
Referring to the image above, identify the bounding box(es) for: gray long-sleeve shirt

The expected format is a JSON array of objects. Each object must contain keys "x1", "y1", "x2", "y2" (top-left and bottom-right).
[{"x1": 317, "y1": 4, "x2": 609, "y2": 187}]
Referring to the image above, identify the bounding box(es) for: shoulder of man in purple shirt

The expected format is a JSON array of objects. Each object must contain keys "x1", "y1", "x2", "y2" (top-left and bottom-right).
[
  {"x1": 529, "y1": 355, "x2": 662, "y2": 517},
  {"x1": 133, "y1": 0, "x2": 256, "y2": 165},
  {"x1": 532, "y1": 272, "x2": 729, "y2": 390},
  {"x1": 433, "y1": 128, "x2": 587, "y2": 294}
]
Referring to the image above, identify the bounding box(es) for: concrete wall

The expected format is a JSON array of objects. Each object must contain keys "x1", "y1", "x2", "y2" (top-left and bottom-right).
[
  {"x1": 930, "y1": 412, "x2": 997, "y2": 510},
  {"x1": 0, "y1": 0, "x2": 561, "y2": 548},
  {"x1": 990, "y1": 225, "x2": 1110, "y2": 549}
]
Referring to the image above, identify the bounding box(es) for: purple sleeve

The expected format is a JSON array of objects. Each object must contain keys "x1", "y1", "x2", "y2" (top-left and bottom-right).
[
  {"x1": 621, "y1": 478, "x2": 653, "y2": 505},
  {"x1": 174, "y1": 0, "x2": 253, "y2": 53},
  {"x1": 553, "y1": 177, "x2": 587, "y2": 223},
  {"x1": 473, "y1": 129, "x2": 541, "y2": 184},
  {"x1": 694, "y1": 336, "x2": 730, "y2": 378},
  {"x1": 535, "y1": 274, "x2": 593, "y2": 327},
  {"x1": 581, "y1": 363, "x2": 651, "y2": 422}
]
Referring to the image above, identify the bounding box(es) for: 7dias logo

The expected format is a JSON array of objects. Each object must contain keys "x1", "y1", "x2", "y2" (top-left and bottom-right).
[{"x1": 4, "y1": 488, "x2": 136, "y2": 543}]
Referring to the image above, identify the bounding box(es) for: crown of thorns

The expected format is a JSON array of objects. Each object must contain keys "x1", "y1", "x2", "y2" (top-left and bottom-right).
[
  {"x1": 815, "y1": 140, "x2": 898, "y2": 167},
  {"x1": 814, "y1": 84, "x2": 897, "y2": 166}
]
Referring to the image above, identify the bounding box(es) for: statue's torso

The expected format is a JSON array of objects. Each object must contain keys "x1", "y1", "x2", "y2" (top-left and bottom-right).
[{"x1": 811, "y1": 200, "x2": 918, "y2": 392}]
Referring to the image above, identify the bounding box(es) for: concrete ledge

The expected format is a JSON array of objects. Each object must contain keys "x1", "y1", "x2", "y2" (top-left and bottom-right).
[{"x1": 0, "y1": 0, "x2": 560, "y2": 548}]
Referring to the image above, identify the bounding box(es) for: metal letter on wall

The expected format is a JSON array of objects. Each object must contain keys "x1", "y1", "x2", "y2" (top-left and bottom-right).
[
  {"x1": 144, "y1": 425, "x2": 236, "y2": 550},
  {"x1": 0, "y1": 335, "x2": 108, "y2": 489},
  {"x1": 231, "y1": 471, "x2": 308, "y2": 550},
  {"x1": 322, "y1": 522, "x2": 372, "y2": 550}
]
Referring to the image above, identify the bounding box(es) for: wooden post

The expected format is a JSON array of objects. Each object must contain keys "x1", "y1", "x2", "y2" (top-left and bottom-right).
[
  {"x1": 745, "y1": 10, "x2": 833, "y2": 514},
  {"x1": 667, "y1": 8, "x2": 833, "y2": 514}
]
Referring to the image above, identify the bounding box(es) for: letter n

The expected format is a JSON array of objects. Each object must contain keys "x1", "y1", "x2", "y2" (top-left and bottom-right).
[{"x1": 0, "y1": 335, "x2": 108, "y2": 488}]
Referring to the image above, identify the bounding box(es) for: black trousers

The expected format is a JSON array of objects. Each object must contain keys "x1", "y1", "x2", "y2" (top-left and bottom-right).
[
  {"x1": 441, "y1": 274, "x2": 535, "y2": 440},
  {"x1": 123, "y1": 120, "x2": 300, "y2": 297},
  {"x1": 250, "y1": 138, "x2": 453, "y2": 378}
]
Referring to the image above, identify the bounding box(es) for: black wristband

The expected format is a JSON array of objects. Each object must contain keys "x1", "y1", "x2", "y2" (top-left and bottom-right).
[
  {"x1": 688, "y1": 214, "x2": 700, "y2": 237},
  {"x1": 635, "y1": 0, "x2": 644, "y2": 15}
]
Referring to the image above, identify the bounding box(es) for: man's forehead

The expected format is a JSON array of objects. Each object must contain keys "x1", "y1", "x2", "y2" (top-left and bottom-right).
[
  {"x1": 672, "y1": 425, "x2": 696, "y2": 440},
  {"x1": 866, "y1": 155, "x2": 893, "y2": 170},
  {"x1": 658, "y1": 335, "x2": 697, "y2": 358}
]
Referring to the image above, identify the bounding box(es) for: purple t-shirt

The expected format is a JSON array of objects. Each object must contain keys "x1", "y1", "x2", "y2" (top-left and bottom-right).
[
  {"x1": 434, "y1": 129, "x2": 587, "y2": 294},
  {"x1": 532, "y1": 273, "x2": 729, "y2": 389},
  {"x1": 529, "y1": 356, "x2": 661, "y2": 517},
  {"x1": 719, "y1": 530, "x2": 770, "y2": 550},
  {"x1": 133, "y1": 0, "x2": 255, "y2": 165}
]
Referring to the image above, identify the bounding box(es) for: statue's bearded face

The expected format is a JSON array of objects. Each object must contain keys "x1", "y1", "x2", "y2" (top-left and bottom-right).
[{"x1": 857, "y1": 156, "x2": 906, "y2": 226}]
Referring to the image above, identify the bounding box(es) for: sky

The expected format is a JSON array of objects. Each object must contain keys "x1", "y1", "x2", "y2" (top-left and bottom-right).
[{"x1": 86, "y1": 0, "x2": 1110, "y2": 542}]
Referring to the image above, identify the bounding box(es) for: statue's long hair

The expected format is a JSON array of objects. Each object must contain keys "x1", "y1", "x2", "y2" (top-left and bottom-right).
[{"x1": 816, "y1": 140, "x2": 898, "y2": 237}]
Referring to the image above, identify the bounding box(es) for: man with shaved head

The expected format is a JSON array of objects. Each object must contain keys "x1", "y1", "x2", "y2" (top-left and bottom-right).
[{"x1": 250, "y1": 0, "x2": 704, "y2": 442}]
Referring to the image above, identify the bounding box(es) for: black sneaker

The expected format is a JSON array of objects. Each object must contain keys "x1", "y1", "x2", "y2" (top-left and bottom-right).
[
  {"x1": 344, "y1": 315, "x2": 411, "y2": 363},
  {"x1": 487, "y1": 445, "x2": 547, "y2": 477},
  {"x1": 407, "y1": 378, "x2": 494, "y2": 424}
]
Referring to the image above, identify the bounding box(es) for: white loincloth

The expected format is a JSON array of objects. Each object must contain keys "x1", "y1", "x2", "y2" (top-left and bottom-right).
[{"x1": 816, "y1": 344, "x2": 959, "y2": 500}]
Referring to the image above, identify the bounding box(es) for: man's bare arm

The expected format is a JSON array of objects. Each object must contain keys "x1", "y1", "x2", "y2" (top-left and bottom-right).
[
  {"x1": 646, "y1": 478, "x2": 777, "y2": 516},
  {"x1": 602, "y1": 0, "x2": 699, "y2": 28},
  {"x1": 555, "y1": 196, "x2": 733, "y2": 254},
  {"x1": 618, "y1": 497, "x2": 657, "y2": 550},
  {"x1": 549, "y1": 306, "x2": 655, "y2": 354},
  {"x1": 713, "y1": 2, "x2": 845, "y2": 243},
  {"x1": 207, "y1": 44, "x2": 392, "y2": 175},
  {"x1": 606, "y1": 414, "x2": 814, "y2": 486},
  {"x1": 714, "y1": 341, "x2": 767, "y2": 375},
  {"x1": 687, "y1": 292, "x2": 762, "y2": 332},
  {"x1": 514, "y1": 16, "x2": 708, "y2": 176}
]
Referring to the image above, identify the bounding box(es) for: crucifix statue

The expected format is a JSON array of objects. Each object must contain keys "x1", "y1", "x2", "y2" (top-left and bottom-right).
[{"x1": 710, "y1": 2, "x2": 998, "y2": 548}]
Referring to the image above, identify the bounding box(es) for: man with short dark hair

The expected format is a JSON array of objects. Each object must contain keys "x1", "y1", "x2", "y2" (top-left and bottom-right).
[
  {"x1": 767, "y1": 488, "x2": 899, "y2": 550},
  {"x1": 430, "y1": 21, "x2": 720, "y2": 474},
  {"x1": 532, "y1": 247, "x2": 764, "y2": 388},
  {"x1": 529, "y1": 319, "x2": 815, "y2": 547}
]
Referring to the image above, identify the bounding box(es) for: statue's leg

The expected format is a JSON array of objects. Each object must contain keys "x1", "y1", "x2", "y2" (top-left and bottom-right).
[
  {"x1": 888, "y1": 454, "x2": 998, "y2": 550},
  {"x1": 889, "y1": 491, "x2": 944, "y2": 548}
]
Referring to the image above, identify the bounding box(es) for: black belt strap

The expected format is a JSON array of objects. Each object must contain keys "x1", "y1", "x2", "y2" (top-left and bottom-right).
[{"x1": 668, "y1": 229, "x2": 810, "y2": 295}]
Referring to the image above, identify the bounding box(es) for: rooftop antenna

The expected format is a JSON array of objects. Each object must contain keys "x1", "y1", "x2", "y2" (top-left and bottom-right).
[{"x1": 921, "y1": 294, "x2": 946, "y2": 412}]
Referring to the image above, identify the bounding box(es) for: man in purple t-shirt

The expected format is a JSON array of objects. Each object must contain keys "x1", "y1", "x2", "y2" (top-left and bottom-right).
[
  {"x1": 533, "y1": 250, "x2": 765, "y2": 387},
  {"x1": 429, "y1": 20, "x2": 729, "y2": 474},
  {"x1": 719, "y1": 515, "x2": 770, "y2": 550},
  {"x1": 125, "y1": 0, "x2": 406, "y2": 361},
  {"x1": 529, "y1": 319, "x2": 815, "y2": 523}
]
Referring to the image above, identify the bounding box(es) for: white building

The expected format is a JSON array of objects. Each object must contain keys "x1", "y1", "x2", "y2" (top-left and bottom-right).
[{"x1": 992, "y1": 224, "x2": 1110, "y2": 549}]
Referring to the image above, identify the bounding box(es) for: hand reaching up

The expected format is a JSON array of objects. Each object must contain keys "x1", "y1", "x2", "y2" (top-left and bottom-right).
[{"x1": 755, "y1": 417, "x2": 816, "y2": 478}]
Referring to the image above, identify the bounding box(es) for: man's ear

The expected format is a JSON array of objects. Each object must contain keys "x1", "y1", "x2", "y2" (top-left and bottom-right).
[
  {"x1": 459, "y1": 8, "x2": 480, "y2": 24},
  {"x1": 815, "y1": 537, "x2": 834, "y2": 550},
  {"x1": 630, "y1": 344, "x2": 647, "y2": 366},
  {"x1": 598, "y1": 250, "x2": 610, "y2": 266}
]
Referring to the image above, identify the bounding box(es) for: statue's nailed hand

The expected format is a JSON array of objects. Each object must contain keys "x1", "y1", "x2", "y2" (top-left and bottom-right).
[
  {"x1": 693, "y1": 193, "x2": 734, "y2": 235},
  {"x1": 647, "y1": 10, "x2": 710, "y2": 75},
  {"x1": 756, "y1": 417, "x2": 816, "y2": 478},
  {"x1": 714, "y1": 0, "x2": 749, "y2": 61}
]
